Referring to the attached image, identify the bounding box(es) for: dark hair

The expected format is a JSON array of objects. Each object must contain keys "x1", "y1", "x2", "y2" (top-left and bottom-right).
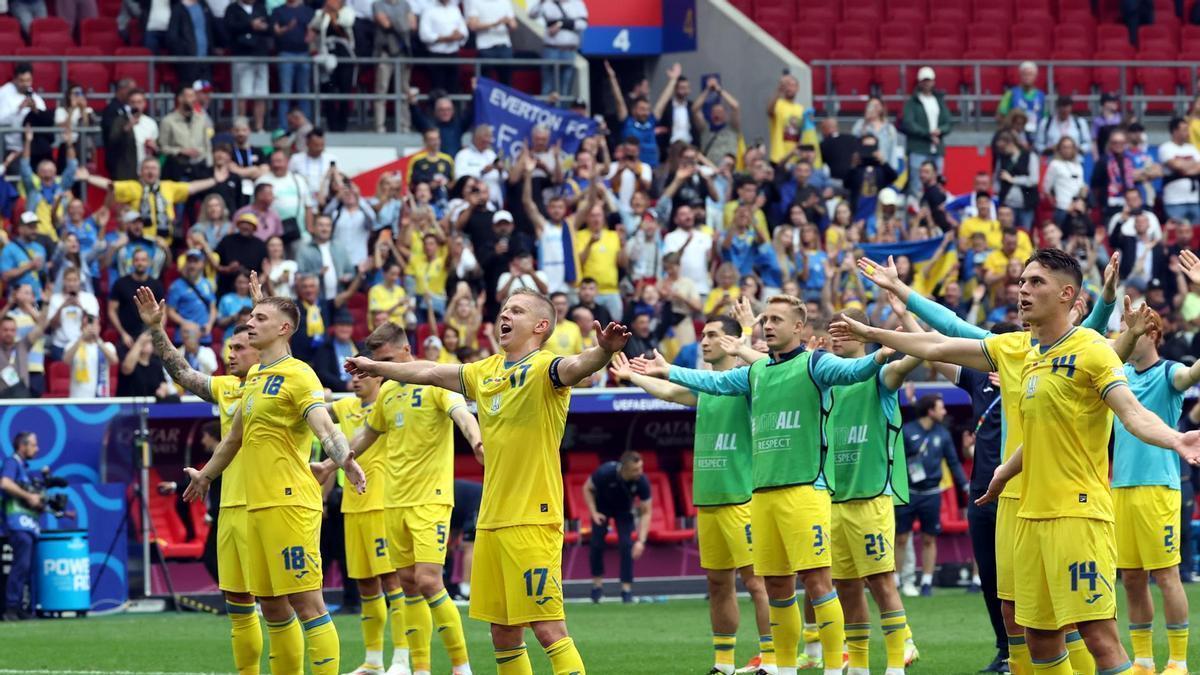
[
  {"x1": 13, "y1": 431, "x2": 33, "y2": 448},
  {"x1": 200, "y1": 420, "x2": 220, "y2": 440},
  {"x1": 579, "y1": 277, "x2": 598, "y2": 286},
  {"x1": 840, "y1": 307, "x2": 870, "y2": 326},
  {"x1": 307, "y1": 127, "x2": 325, "y2": 139},
  {"x1": 213, "y1": 143, "x2": 233, "y2": 157},
  {"x1": 991, "y1": 321, "x2": 1022, "y2": 334},
  {"x1": 1025, "y1": 247, "x2": 1083, "y2": 288},
  {"x1": 975, "y1": 191, "x2": 991, "y2": 202},
  {"x1": 365, "y1": 322, "x2": 407, "y2": 352},
  {"x1": 549, "y1": 291, "x2": 569, "y2": 303},
  {"x1": 734, "y1": 174, "x2": 757, "y2": 191},
  {"x1": 13, "y1": 62, "x2": 31, "y2": 78},
  {"x1": 631, "y1": 95, "x2": 649, "y2": 107},
  {"x1": 914, "y1": 393, "x2": 943, "y2": 418},
  {"x1": 175, "y1": 85, "x2": 192, "y2": 100},
  {"x1": 622, "y1": 135, "x2": 640, "y2": 147},
  {"x1": 1170, "y1": 116, "x2": 1188, "y2": 134},
  {"x1": 231, "y1": 324, "x2": 251, "y2": 336},
  {"x1": 257, "y1": 297, "x2": 301, "y2": 335},
  {"x1": 704, "y1": 315, "x2": 742, "y2": 338},
  {"x1": 619, "y1": 450, "x2": 643, "y2": 466},
  {"x1": 1002, "y1": 226, "x2": 1018, "y2": 237},
  {"x1": 254, "y1": 182, "x2": 273, "y2": 198}
]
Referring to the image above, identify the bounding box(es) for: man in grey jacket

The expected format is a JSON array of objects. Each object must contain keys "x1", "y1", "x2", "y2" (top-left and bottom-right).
[
  {"x1": 296, "y1": 214, "x2": 355, "y2": 300},
  {"x1": 901, "y1": 66, "x2": 952, "y2": 196}
]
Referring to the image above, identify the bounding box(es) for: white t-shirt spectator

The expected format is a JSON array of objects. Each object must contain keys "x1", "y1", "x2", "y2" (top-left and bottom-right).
[
  {"x1": 146, "y1": 0, "x2": 172, "y2": 29},
  {"x1": 607, "y1": 162, "x2": 653, "y2": 213},
  {"x1": 455, "y1": 144, "x2": 504, "y2": 207},
  {"x1": 0, "y1": 83, "x2": 47, "y2": 152},
  {"x1": 1042, "y1": 158, "x2": 1086, "y2": 211},
  {"x1": 47, "y1": 291, "x2": 101, "y2": 350},
  {"x1": 527, "y1": 0, "x2": 587, "y2": 49},
  {"x1": 133, "y1": 114, "x2": 159, "y2": 168},
  {"x1": 1156, "y1": 141, "x2": 1200, "y2": 206},
  {"x1": 419, "y1": 2, "x2": 468, "y2": 54},
  {"x1": 662, "y1": 228, "x2": 714, "y2": 295},
  {"x1": 68, "y1": 340, "x2": 116, "y2": 399},
  {"x1": 288, "y1": 152, "x2": 336, "y2": 195},
  {"x1": 184, "y1": 345, "x2": 219, "y2": 375},
  {"x1": 464, "y1": 0, "x2": 513, "y2": 49},
  {"x1": 1108, "y1": 211, "x2": 1162, "y2": 242},
  {"x1": 325, "y1": 200, "x2": 377, "y2": 264},
  {"x1": 256, "y1": 171, "x2": 315, "y2": 238}
]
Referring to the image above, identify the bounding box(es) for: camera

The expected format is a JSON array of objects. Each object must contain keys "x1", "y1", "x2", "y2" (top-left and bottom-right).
[{"x1": 26, "y1": 467, "x2": 71, "y2": 518}]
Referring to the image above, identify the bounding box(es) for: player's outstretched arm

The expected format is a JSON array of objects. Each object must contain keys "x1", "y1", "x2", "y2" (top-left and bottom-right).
[
  {"x1": 182, "y1": 407, "x2": 245, "y2": 502},
  {"x1": 306, "y1": 405, "x2": 368, "y2": 493},
  {"x1": 449, "y1": 405, "x2": 485, "y2": 465},
  {"x1": 345, "y1": 356, "x2": 465, "y2": 394},
  {"x1": 830, "y1": 314, "x2": 994, "y2": 372},
  {"x1": 882, "y1": 355, "x2": 925, "y2": 392},
  {"x1": 811, "y1": 344, "x2": 892, "y2": 388},
  {"x1": 857, "y1": 255, "x2": 916, "y2": 305},
  {"x1": 630, "y1": 349, "x2": 752, "y2": 396},
  {"x1": 556, "y1": 321, "x2": 632, "y2": 387},
  {"x1": 1105, "y1": 385, "x2": 1200, "y2": 465},
  {"x1": 975, "y1": 445, "x2": 1022, "y2": 505},
  {"x1": 348, "y1": 424, "x2": 383, "y2": 462},
  {"x1": 610, "y1": 352, "x2": 698, "y2": 406},
  {"x1": 135, "y1": 286, "x2": 213, "y2": 402},
  {"x1": 1173, "y1": 358, "x2": 1200, "y2": 392},
  {"x1": 1110, "y1": 296, "x2": 1152, "y2": 362}
]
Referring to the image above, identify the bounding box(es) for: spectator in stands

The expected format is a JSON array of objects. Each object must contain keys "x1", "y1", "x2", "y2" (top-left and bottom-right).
[
  {"x1": 227, "y1": 117, "x2": 264, "y2": 170},
  {"x1": 454, "y1": 125, "x2": 504, "y2": 208},
  {"x1": 108, "y1": 248, "x2": 164, "y2": 349},
  {"x1": 0, "y1": 64, "x2": 47, "y2": 159},
  {"x1": 1127, "y1": 122, "x2": 1163, "y2": 205},
  {"x1": 179, "y1": 323, "x2": 218, "y2": 375},
  {"x1": 997, "y1": 61, "x2": 1045, "y2": 137},
  {"x1": 54, "y1": 85, "x2": 92, "y2": 173},
  {"x1": 1117, "y1": 212, "x2": 1169, "y2": 286},
  {"x1": 1035, "y1": 96, "x2": 1091, "y2": 157},
  {"x1": 419, "y1": 0, "x2": 468, "y2": 94},
  {"x1": 519, "y1": 161, "x2": 572, "y2": 295},
  {"x1": 313, "y1": 308, "x2": 359, "y2": 391},
  {"x1": 297, "y1": 214, "x2": 356, "y2": 299},
  {"x1": 167, "y1": 249, "x2": 217, "y2": 344},
  {"x1": 290, "y1": 273, "x2": 331, "y2": 361},
  {"x1": 607, "y1": 139, "x2": 652, "y2": 214},
  {"x1": 1158, "y1": 117, "x2": 1200, "y2": 225},
  {"x1": 46, "y1": 267, "x2": 99, "y2": 362},
  {"x1": 19, "y1": 128, "x2": 75, "y2": 240},
  {"x1": 9, "y1": 0, "x2": 47, "y2": 35},
  {"x1": 915, "y1": 161, "x2": 953, "y2": 231},
  {"x1": 583, "y1": 451, "x2": 651, "y2": 603},
  {"x1": 1121, "y1": 0, "x2": 1154, "y2": 46},
  {"x1": 103, "y1": 89, "x2": 157, "y2": 181},
  {"x1": 527, "y1": 125, "x2": 564, "y2": 201},
  {"x1": 216, "y1": 269, "x2": 253, "y2": 327},
  {"x1": 372, "y1": 0, "x2": 414, "y2": 133},
  {"x1": 607, "y1": 63, "x2": 660, "y2": 169},
  {"x1": 271, "y1": 0, "x2": 316, "y2": 131},
  {"x1": 1093, "y1": 93, "x2": 1124, "y2": 158},
  {"x1": 993, "y1": 130, "x2": 1039, "y2": 230},
  {"x1": 571, "y1": 276, "x2": 613, "y2": 327},
  {"x1": 652, "y1": 63, "x2": 693, "y2": 151},
  {"x1": 138, "y1": 0, "x2": 172, "y2": 53},
  {"x1": 844, "y1": 134, "x2": 899, "y2": 231},
  {"x1": 575, "y1": 201, "x2": 623, "y2": 320},
  {"x1": 325, "y1": 182, "x2": 377, "y2": 263},
  {"x1": 49, "y1": 232, "x2": 94, "y2": 295},
  {"x1": 0, "y1": 308, "x2": 41, "y2": 398},
  {"x1": 466, "y1": 0, "x2": 516, "y2": 86},
  {"x1": 982, "y1": 226, "x2": 1033, "y2": 287},
  {"x1": 902, "y1": 67, "x2": 952, "y2": 195},
  {"x1": 4, "y1": 284, "x2": 46, "y2": 395},
  {"x1": 1043, "y1": 137, "x2": 1087, "y2": 227},
  {"x1": 79, "y1": 160, "x2": 222, "y2": 244},
  {"x1": 231, "y1": 183, "x2": 282, "y2": 242},
  {"x1": 691, "y1": 77, "x2": 741, "y2": 165},
  {"x1": 767, "y1": 72, "x2": 817, "y2": 165},
  {"x1": 528, "y1": 0, "x2": 587, "y2": 101},
  {"x1": 544, "y1": 291, "x2": 581, "y2": 356},
  {"x1": 207, "y1": 145, "x2": 254, "y2": 213},
  {"x1": 117, "y1": 330, "x2": 167, "y2": 397},
  {"x1": 407, "y1": 129, "x2": 455, "y2": 186},
  {"x1": 367, "y1": 260, "x2": 407, "y2": 329},
  {"x1": 896, "y1": 394, "x2": 967, "y2": 597},
  {"x1": 0, "y1": 213, "x2": 47, "y2": 298},
  {"x1": 410, "y1": 91, "x2": 472, "y2": 158},
  {"x1": 309, "y1": 0, "x2": 356, "y2": 132},
  {"x1": 818, "y1": 117, "x2": 858, "y2": 185},
  {"x1": 159, "y1": 86, "x2": 213, "y2": 182},
  {"x1": 64, "y1": 315, "x2": 116, "y2": 399},
  {"x1": 853, "y1": 96, "x2": 900, "y2": 169},
  {"x1": 495, "y1": 249, "x2": 549, "y2": 302},
  {"x1": 263, "y1": 236, "x2": 298, "y2": 298},
  {"x1": 662, "y1": 202, "x2": 713, "y2": 297},
  {"x1": 624, "y1": 212, "x2": 663, "y2": 287},
  {"x1": 100, "y1": 79, "x2": 136, "y2": 173},
  {"x1": 662, "y1": 148, "x2": 716, "y2": 211},
  {"x1": 214, "y1": 212, "x2": 268, "y2": 295},
  {"x1": 101, "y1": 212, "x2": 166, "y2": 286},
  {"x1": 166, "y1": 0, "x2": 215, "y2": 87},
  {"x1": 288, "y1": 128, "x2": 336, "y2": 196},
  {"x1": 225, "y1": 0, "x2": 272, "y2": 132}
]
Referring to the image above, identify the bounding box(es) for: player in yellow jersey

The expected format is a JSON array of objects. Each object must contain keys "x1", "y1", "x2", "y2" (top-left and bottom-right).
[
  {"x1": 833, "y1": 249, "x2": 1200, "y2": 675},
  {"x1": 182, "y1": 296, "x2": 367, "y2": 675},
  {"x1": 135, "y1": 288, "x2": 264, "y2": 674},
  {"x1": 336, "y1": 323, "x2": 483, "y2": 675},
  {"x1": 346, "y1": 288, "x2": 630, "y2": 675}
]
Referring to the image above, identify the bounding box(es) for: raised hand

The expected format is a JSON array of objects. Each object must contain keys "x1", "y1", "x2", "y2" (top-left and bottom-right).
[
  {"x1": 730, "y1": 295, "x2": 758, "y2": 331},
  {"x1": 857, "y1": 255, "x2": 902, "y2": 293},
  {"x1": 248, "y1": 270, "x2": 266, "y2": 304},
  {"x1": 718, "y1": 334, "x2": 744, "y2": 356},
  {"x1": 595, "y1": 321, "x2": 632, "y2": 353},
  {"x1": 1180, "y1": 249, "x2": 1200, "y2": 286},
  {"x1": 1101, "y1": 250, "x2": 1122, "y2": 302},
  {"x1": 829, "y1": 313, "x2": 872, "y2": 342},
  {"x1": 1122, "y1": 296, "x2": 1155, "y2": 337},
  {"x1": 805, "y1": 333, "x2": 829, "y2": 351},
  {"x1": 885, "y1": 290, "x2": 907, "y2": 319},
  {"x1": 134, "y1": 286, "x2": 166, "y2": 328},
  {"x1": 181, "y1": 467, "x2": 209, "y2": 502},
  {"x1": 608, "y1": 351, "x2": 634, "y2": 382},
  {"x1": 666, "y1": 62, "x2": 683, "y2": 80},
  {"x1": 629, "y1": 350, "x2": 670, "y2": 379}
]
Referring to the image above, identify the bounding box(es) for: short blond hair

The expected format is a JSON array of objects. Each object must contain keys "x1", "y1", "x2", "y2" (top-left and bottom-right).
[
  {"x1": 766, "y1": 294, "x2": 808, "y2": 325},
  {"x1": 507, "y1": 288, "x2": 557, "y2": 343}
]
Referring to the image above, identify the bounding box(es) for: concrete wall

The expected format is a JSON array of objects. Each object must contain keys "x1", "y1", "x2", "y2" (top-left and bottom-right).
[{"x1": 648, "y1": 0, "x2": 809, "y2": 148}]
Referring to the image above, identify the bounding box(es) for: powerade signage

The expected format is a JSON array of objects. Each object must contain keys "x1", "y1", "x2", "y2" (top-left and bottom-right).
[{"x1": 37, "y1": 529, "x2": 90, "y2": 613}]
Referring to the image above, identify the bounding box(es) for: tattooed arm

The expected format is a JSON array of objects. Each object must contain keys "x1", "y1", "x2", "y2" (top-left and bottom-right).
[{"x1": 134, "y1": 285, "x2": 214, "y2": 402}]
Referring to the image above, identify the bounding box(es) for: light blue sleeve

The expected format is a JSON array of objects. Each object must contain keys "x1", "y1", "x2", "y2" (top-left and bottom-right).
[
  {"x1": 18, "y1": 157, "x2": 33, "y2": 194},
  {"x1": 1081, "y1": 296, "x2": 1116, "y2": 334},
  {"x1": 668, "y1": 365, "x2": 751, "y2": 397},
  {"x1": 810, "y1": 351, "x2": 883, "y2": 389},
  {"x1": 0, "y1": 245, "x2": 16, "y2": 273},
  {"x1": 906, "y1": 292, "x2": 990, "y2": 339}
]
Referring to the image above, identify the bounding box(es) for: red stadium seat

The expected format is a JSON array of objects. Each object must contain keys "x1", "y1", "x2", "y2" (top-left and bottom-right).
[
  {"x1": 0, "y1": 16, "x2": 23, "y2": 46},
  {"x1": 1014, "y1": 3, "x2": 1055, "y2": 21},
  {"x1": 1091, "y1": 50, "x2": 1132, "y2": 95},
  {"x1": 1135, "y1": 50, "x2": 1180, "y2": 113},
  {"x1": 29, "y1": 17, "x2": 71, "y2": 45},
  {"x1": 1053, "y1": 23, "x2": 1094, "y2": 51},
  {"x1": 113, "y1": 47, "x2": 152, "y2": 91},
  {"x1": 1048, "y1": 53, "x2": 1094, "y2": 106},
  {"x1": 923, "y1": 22, "x2": 965, "y2": 52},
  {"x1": 966, "y1": 27, "x2": 1007, "y2": 55},
  {"x1": 879, "y1": 30, "x2": 922, "y2": 56},
  {"x1": 887, "y1": 4, "x2": 927, "y2": 23},
  {"x1": 80, "y1": 17, "x2": 123, "y2": 52},
  {"x1": 961, "y1": 55, "x2": 1007, "y2": 114},
  {"x1": 940, "y1": 489, "x2": 968, "y2": 534},
  {"x1": 973, "y1": 5, "x2": 1013, "y2": 24},
  {"x1": 67, "y1": 62, "x2": 111, "y2": 100},
  {"x1": 828, "y1": 49, "x2": 873, "y2": 112},
  {"x1": 677, "y1": 450, "x2": 696, "y2": 519},
  {"x1": 30, "y1": 30, "x2": 73, "y2": 53},
  {"x1": 789, "y1": 31, "x2": 832, "y2": 61},
  {"x1": 834, "y1": 21, "x2": 874, "y2": 49},
  {"x1": 1010, "y1": 22, "x2": 1054, "y2": 46},
  {"x1": 1138, "y1": 24, "x2": 1178, "y2": 50},
  {"x1": 454, "y1": 453, "x2": 483, "y2": 481},
  {"x1": 930, "y1": 0, "x2": 971, "y2": 24},
  {"x1": 873, "y1": 52, "x2": 911, "y2": 98},
  {"x1": 1096, "y1": 23, "x2": 1135, "y2": 55},
  {"x1": 646, "y1": 473, "x2": 695, "y2": 543},
  {"x1": 46, "y1": 361, "x2": 70, "y2": 397},
  {"x1": 796, "y1": 6, "x2": 838, "y2": 25}
]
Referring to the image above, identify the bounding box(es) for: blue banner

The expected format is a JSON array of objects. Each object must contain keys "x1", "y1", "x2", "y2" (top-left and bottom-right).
[
  {"x1": 858, "y1": 236, "x2": 947, "y2": 264},
  {"x1": 474, "y1": 78, "x2": 598, "y2": 158}
]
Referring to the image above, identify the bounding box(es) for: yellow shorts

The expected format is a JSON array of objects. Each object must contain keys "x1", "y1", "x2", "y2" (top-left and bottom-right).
[
  {"x1": 344, "y1": 510, "x2": 392, "y2": 580},
  {"x1": 1115, "y1": 485, "x2": 1182, "y2": 571},
  {"x1": 469, "y1": 524, "x2": 565, "y2": 626},
  {"x1": 995, "y1": 496, "x2": 1019, "y2": 601},
  {"x1": 246, "y1": 505, "x2": 323, "y2": 598},
  {"x1": 1014, "y1": 517, "x2": 1116, "y2": 630},
  {"x1": 697, "y1": 503, "x2": 753, "y2": 570},
  {"x1": 386, "y1": 504, "x2": 452, "y2": 569},
  {"x1": 750, "y1": 485, "x2": 831, "y2": 577},
  {"x1": 831, "y1": 495, "x2": 895, "y2": 580},
  {"x1": 216, "y1": 505, "x2": 250, "y2": 594}
]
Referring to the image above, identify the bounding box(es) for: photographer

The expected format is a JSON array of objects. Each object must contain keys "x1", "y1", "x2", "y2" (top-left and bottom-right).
[{"x1": 1, "y1": 432, "x2": 42, "y2": 620}]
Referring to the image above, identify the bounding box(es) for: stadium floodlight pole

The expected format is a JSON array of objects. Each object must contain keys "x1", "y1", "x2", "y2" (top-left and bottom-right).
[{"x1": 138, "y1": 399, "x2": 151, "y2": 599}]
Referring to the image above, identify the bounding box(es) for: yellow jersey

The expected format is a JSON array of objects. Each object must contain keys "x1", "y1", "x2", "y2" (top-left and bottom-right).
[
  {"x1": 410, "y1": 251, "x2": 448, "y2": 299},
  {"x1": 368, "y1": 283, "x2": 407, "y2": 330},
  {"x1": 210, "y1": 375, "x2": 246, "y2": 508},
  {"x1": 768, "y1": 98, "x2": 818, "y2": 164},
  {"x1": 959, "y1": 217, "x2": 1002, "y2": 250},
  {"x1": 331, "y1": 395, "x2": 387, "y2": 513},
  {"x1": 240, "y1": 356, "x2": 327, "y2": 512},
  {"x1": 460, "y1": 350, "x2": 571, "y2": 529},
  {"x1": 1015, "y1": 327, "x2": 1127, "y2": 521},
  {"x1": 113, "y1": 180, "x2": 191, "y2": 240},
  {"x1": 575, "y1": 229, "x2": 621, "y2": 294},
  {"x1": 703, "y1": 286, "x2": 741, "y2": 315},
  {"x1": 366, "y1": 378, "x2": 466, "y2": 509},
  {"x1": 546, "y1": 319, "x2": 582, "y2": 356},
  {"x1": 981, "y1": 330, "x2": 1033, "y2": 499}
]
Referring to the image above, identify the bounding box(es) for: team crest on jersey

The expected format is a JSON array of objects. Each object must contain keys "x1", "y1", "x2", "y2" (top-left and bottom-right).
[
  {"x1": 1024, "y1": 376, "x2": 1039, "y2": 399},
  {"x1": 224, "y1": 403, "x2": 238, "y2": 417},
  {"x1": 394, "y1": 413, "x2": 405, "y2": 428},
  {"x1": 488, "y1": 394, "x2": 502, "y2": 414},
  {"x1": 243, "y1": 394, "x2": 255, "y2": 415}
]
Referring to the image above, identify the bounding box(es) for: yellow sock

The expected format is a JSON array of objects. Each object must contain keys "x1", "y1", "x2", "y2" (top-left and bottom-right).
[
  {"x1": 1065, "y1": 630, "x2": 1094, "y2": 675},
  {"x1": 544, "y1": 636, "x2": 586, "y2": 674},
  {"x1": 812, "y1": 590, "x2": 845, "y2": 669},
  {"x1": 404, "y1": 595, "x2": 432, "y2": 672},
  {"x1": 713, "y1": 633, "x2": 737, "y2": 670},
  {"x1": 386, "y1": 590, "x2": 409, "y2": 659},
  {"x1": 360, "y1": 593, "x2": 387, "y2": 663},
  {"x1": 496, "y1": 643, "x2": 533, "y2": 674},
  {"x1": 845, "y1": 622, "x2": 870, "y2": 670},
  {"x1": 302, "y1": 612, "x2": 340, "y2": 675},
  {"x1": 881, "y1": 609, "x2": 907, "y2": 670},
  {"x1": 759, "y1": 634, "x2": 776, "y2": 667},
  {"x1": 1009, "y1": 633, "x2": 1032, "y2": 675},
  {"x1": 769, "y1": 595, "x2": 801, "y2": 668},
  {"x1": 265, "y1": 614, "x2": 304, "y2": 674},
  {"x1": 226, "y1": 599, "x2": 262, "y2": 675},
  {"x1": 428, "y1": 589, "x2": 469, "y2": 667},
  {"x1": 1032, "y1": 651, "x2": 1073, "y2": 673},
  {"x1": 1129, "y1": 622, "x2": 1153, "y2": 664},
  {"x1": 1166, "y1": 621, "x2": 1189, "y2": 665}
]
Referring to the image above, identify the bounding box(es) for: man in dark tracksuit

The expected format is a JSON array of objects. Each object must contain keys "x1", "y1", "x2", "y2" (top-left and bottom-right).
[{"x1": 583, "y1": 451, "x2": 652, "y2": 604}]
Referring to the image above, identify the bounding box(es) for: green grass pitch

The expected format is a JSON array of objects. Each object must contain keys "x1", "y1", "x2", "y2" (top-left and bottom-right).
[{"x1": 2, "y1": 585, "x2": 1199, "y2": 673}]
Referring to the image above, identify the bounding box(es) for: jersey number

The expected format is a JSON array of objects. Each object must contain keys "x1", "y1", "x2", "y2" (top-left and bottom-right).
[
  {"x1": 865, "y1": 532, "x2": 888, "y2": 559},
  {"x1": 812, "y1": 525, "x2": 825, "y2": 552},
  {"x1": 523, "y1": 567, "x2": 549, "y2": 596},
  {"x1": 436, "y1": 523, "x2": 446, "y2": 545},
  {"x1": 508, "y1": 364, "x2": 531, "y2": 389},
  {"x1": 374, "y1": 537, "x2": 387, "y2": 557},
  {"x1": 744, "y1": 523, "x2": 752, "y2": 545},
  {"x1": 412, "y1": 388, "x2": 423, "y2": 407},
  {"x1": 281, "y1": 546, "x2": 306, "y2": 570},
  {"x1": 262, "y1": 375, "x2": 285, "y2": 395},
  {"x1": 1068, "y1": 560, "x2": 1098, "y2": 592},
  {"x1": 1165, "y1": 525, "x2": 1176, "y2": 551}
]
